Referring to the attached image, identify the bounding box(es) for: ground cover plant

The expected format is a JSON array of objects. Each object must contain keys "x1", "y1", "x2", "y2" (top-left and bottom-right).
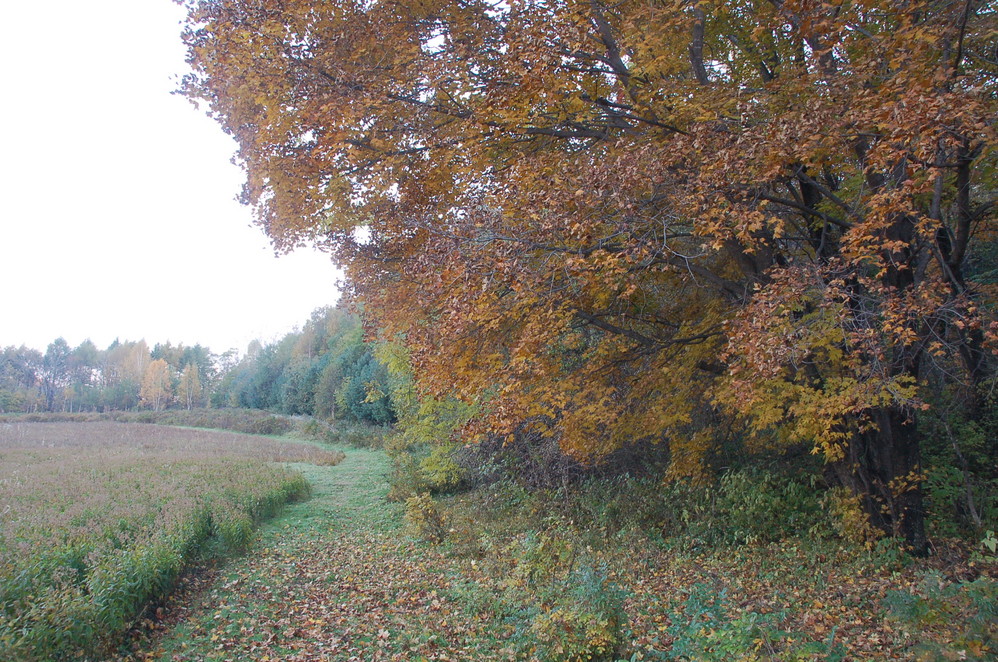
[
  {"x1": 129, "y1": 446, "x2": 518, "y2": 662},
  {"x1": 115, "y1": 437, "x2": 994, "y2": 662},
  {"x1": 0, "y1": 422, "x2": 341, "y2": 660},
  {"x1": 438, "y1": 474, "x2": 997, "y2": 661}
]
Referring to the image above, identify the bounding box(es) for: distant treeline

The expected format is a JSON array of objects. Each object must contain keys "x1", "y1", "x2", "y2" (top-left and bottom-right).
[
  {"x1": 0, "y1": 307, "x2": 393, "y2": 426},
  {"x1": 216, "y1": 307, "x2": 394, "y2": 425}
]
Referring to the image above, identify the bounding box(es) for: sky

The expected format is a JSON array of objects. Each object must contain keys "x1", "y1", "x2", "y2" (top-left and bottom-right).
[{"x1": 0, "y1": 1, "x2": 342, "y2": 356}]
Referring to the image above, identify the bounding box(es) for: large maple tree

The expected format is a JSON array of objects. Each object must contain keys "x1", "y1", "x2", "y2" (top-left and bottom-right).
[{"x1": 180, "y1": 0, "x2": 997, "y2": 552}]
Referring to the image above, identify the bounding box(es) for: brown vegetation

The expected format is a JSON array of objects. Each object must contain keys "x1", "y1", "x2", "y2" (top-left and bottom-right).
[{"x1": 0, "y1": 421, "x2": 334, "y2": 659}]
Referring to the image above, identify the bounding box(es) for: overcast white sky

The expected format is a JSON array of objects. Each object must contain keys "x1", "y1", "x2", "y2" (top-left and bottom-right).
[{"x1": 0, "y1": 0, "x2": 341, "y2": 356}]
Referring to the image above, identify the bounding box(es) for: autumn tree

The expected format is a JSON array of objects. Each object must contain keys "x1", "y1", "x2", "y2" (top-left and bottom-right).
[
  {"x1": 181, "y1": 0, "x2": 997, "y2": 552},
  {"x1": 141, "y1": 359, "x2": 173, "y2": 411},
  {"x1": 40, "y1": 338, "x2": 71, "y2": 411},
  {"x1": 101, "y1": 340, "x2": 151, "y2": 411},
  {"x1": 177, "y1": 362, "x2": 203, "y2": 410},
  {"x1": 0, "y1": 346, "x2": 43, "y2": 413},
  {"x1": 65, "y1": 340, "x2": 100, "y2": 412}
]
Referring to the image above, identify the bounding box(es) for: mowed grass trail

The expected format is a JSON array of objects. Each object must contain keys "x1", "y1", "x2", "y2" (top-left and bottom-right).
[{"x1": 143, "y1": 447, "x2": 512, "y2": 662}]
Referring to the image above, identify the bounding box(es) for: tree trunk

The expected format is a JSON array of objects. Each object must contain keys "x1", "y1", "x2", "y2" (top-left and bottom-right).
[{"x1": 830, "y1": 406, "x2": 928, "y2": 556}]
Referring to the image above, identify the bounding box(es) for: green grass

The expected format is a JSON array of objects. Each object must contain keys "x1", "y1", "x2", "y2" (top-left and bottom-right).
[{"x1": 143, "y1": 446, "x2": 524, "y2": 661}]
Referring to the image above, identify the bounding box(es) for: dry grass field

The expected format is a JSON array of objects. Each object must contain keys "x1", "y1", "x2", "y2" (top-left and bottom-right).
[{"x1": 0, "y1": 421, "x2": 340, "y2": 661}]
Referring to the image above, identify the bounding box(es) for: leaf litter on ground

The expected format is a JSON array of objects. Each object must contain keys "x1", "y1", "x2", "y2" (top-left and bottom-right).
[{"x1": 120, "y1": 446, "x2": 996, "y2": 662}]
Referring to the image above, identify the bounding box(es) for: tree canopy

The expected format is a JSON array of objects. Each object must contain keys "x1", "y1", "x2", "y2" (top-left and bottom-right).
[
  {"x1": 213, "y1": 306, "x2": 395, "y2": 425},
  {"x1": 180, "y1": 0, "x2": 998, "y2": 552},
  {"x1": 0, "y1": 308, "x2": 388, "y2": 424}
]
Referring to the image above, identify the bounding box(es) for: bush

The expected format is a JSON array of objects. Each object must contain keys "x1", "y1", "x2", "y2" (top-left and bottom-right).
[
  {"x1": 405, "y1": 493, "x2": 447, "y2": 544},
  {"x1": 885, "y1": 574, "x2": 997, "y2": 660},
  {"x1": 331, "y1": 422, "x2": 387, "y2": 448},
  {"x1": 530, "y1": 469, "x2": 824, "y2": 549},
  {"x1": 299, "y1": 418, "x2": 327, "y2": 440},
  {"x1": 247, "y1": 415, "x2": 293, "y2": 436},
  {"x1": 211, "y1": 500, "x2": 255, "y2": 551},
  {"x1": 419, "y1": 441, "x2": 466, "y2": 491},
  {"x1": 918, "y1": 386, "x2": 998, "y2": 538},
  {"x1": 530, "y1": 601, "x2": 621, "y2": 662},
  {"x1": 301, "y1": 416, "x2": 387, "y2": 449},
  {"x1": 388, "y1": 451, "x2": 427, "y2": 503},
  {"x1": 822, "y1": 487, "x2": 882, "y2": 548},
  {"x1": 664, "y1": 583, "x2": 845, "y2": 661},
  {"x1": 923, "y1": 462, "x2": 998, "y2": 539},
  {"x1": 467, "y1": 528, "x2": 628, "y2": 662},
  {"x1": 110, "y1": 408, "x2": 295, "y2": 436},
  {"x1": 533, "y1": 561, "x2": 627, "y2": 662},
  {"x1": 714, "y1": 469, "x2": 823, "y2": 545},
  {"x1": 653, "y1": 469, "x2": 825, "y2": 547},
  {"x1": 10, "y1": 412, "x2": 106, "y2": 423},
  {"x1": 386, "y1": 433, "x2": 466, "y2": 501}
]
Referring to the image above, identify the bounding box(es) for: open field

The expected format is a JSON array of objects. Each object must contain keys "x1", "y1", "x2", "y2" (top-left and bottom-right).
[
  {"x1": 4, "y1": 420, "x2": 992, "y2": 660},
  {"x1": 0, "y1": 409, "x2": 298, "y2": 437},
  {"x1": 0, "y1": 422, "x2": 341, "y2": 661}
]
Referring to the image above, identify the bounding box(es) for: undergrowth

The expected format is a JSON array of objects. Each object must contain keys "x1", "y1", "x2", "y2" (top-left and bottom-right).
[
  {"x1": 297, "y1": 417, "x2": 388, "y2": 449},
  {"x1": 415, "y1": 467, "x2": 997, "y2": 660}
]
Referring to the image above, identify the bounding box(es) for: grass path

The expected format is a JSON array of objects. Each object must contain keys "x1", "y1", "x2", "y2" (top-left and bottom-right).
[{"x1": 137, "y1": 446, "x2": 511, "y2": 662}]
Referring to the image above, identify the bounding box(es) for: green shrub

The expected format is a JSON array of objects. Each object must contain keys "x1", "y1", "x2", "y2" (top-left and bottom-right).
[
  {"x1": 714, "y1": 470, "x2": 823, "y2": 545},
  {"x1": 389, "y1": 451, "x2": 429, "y2": 503},
  {"x1": 387, "y1": 440, "x2": 466, "y2": 500},
  {"x1": 664, "y1": 583, "x2": 845, "y2": 661},
  {"x1": 918, "y1": 386, "x2": 998, "y2": 538},
  {"x1": 555, "y1": 470, "x2": 823, "y2": 548},
  {"x1": 405, "y1": 492, "x2": 447, "y2": 544},
  {"x1": 247, "y1": 415, "x2": 293, "y2": 436},
  {"x1": 9, "y1": 412, "x2": 105, "y2": 423},
  {"x1": 309, "y1": 419, "x2": 388, "y2": 449},
  {"x1": 337, "y1": 422, "x2": 388, "y2": 448},
  {"x1": 109, "y1": 408, "x2": 296, "y2": 436},
  {"x1": 923, "y1": 461, "x2": 997, "y2": 539},
  {"x1": 526, "y1": 561, "x2": 628, "y2": 662},
  {"x1": 530, "y1": 602, "x2": 621, "y2": 662},
  {"x1": 822, "y1": 486, "x2": 883, "y2": 548},
  {"x1": 211, "y1": 500, "x2": 255, "y2": 551},
  {"x1": 566, "y1": 476, "x2": 668, "y2": 538},
  {"x1": 88, "y1": 540, "x2": 184, "y2": 632},
  {"x1": 885, "y1": 574, "x2": 997, "y2": 660},
  {"x1": 476, "y1": 529, "x2": 629, "y2": 662},
  {"x1": 419, "y1": 441, "x2": 466, "y2": 491},
  {"x1": 299, "y1": 418, "x2": 327, "y2": 440}
]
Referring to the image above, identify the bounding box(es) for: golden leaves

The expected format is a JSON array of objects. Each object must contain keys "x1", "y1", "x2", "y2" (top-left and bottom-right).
[{"x1": 182, "y1": 0, "x2": 996, "y2": 491}]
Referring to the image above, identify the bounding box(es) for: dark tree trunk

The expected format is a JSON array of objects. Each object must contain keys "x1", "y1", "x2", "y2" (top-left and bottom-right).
[
  {"x1": 829, "y1": 406, "x2": 928, "y2": 555},
  {"x1": 825, "y1": 203, "x2": 930, "y2": 555}
]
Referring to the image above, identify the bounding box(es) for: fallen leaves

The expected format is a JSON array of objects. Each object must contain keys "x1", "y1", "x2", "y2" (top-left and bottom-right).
[{"x1": 116, "y1": 450, "x2": 996, "y2": 662}]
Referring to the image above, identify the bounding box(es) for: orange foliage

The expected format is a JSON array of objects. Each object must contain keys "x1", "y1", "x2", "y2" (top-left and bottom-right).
[{"x1": 181, "y1": 0, "x2": 997, "y2": 544}]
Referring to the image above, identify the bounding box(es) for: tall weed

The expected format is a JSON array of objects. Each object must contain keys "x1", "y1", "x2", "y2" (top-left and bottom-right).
[{"x1": 0, "y1": 424, "x2": 312, "y2": 660}]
